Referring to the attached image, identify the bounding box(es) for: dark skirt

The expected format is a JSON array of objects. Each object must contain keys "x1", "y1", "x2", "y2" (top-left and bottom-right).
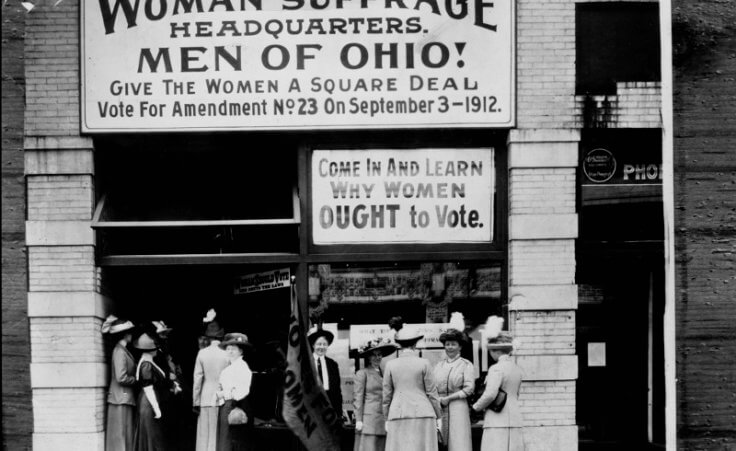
[
  {"x1": 217, "y1": 400, "x2": 254, "y2": 451},
  {"x1": 136, "y1": 392, "x2": 168, "y2": 451}
]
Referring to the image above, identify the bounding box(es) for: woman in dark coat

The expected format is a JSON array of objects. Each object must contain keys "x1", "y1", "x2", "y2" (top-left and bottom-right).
[
  {"x1": 102, "y1": 315, "x2": 137, "y2": 451},
  {"x1": 308, "y1": 326, "x2": 343, "y2": 417},
  {"x1": 134, "y1": 332, "x2": 170, "y2": 451}
]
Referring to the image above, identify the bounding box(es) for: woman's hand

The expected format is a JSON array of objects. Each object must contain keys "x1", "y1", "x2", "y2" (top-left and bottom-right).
[
  {"x1": 440, "y1": 396, "x2": 450, "y2": 406},
  {"x1": 355, "y1": 421, "x2": 364, "y2": 432},
  {"x1": 154, "y1": 409, "x2": 162, "y2": 419}
]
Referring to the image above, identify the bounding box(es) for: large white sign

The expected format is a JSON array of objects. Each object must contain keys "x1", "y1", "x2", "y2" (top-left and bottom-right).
[
  {"x1": 311, "y1": 149, "x2": 493, "y2": 243},
  {"x1": 350, "y1": 323, "x2": 451, "y2": 350},
  {"x1": 81, "y1": 0, "x2": 515, "y2": 132}
]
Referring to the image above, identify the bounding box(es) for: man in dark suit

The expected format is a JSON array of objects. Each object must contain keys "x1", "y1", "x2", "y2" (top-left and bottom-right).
[{"x1": 308, "y1": 326, "x2": 343, "y2": 419}]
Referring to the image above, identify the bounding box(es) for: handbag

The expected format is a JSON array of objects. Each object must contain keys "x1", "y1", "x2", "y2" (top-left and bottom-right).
[
  {"x1": 228, "y1": 406, "x2": 248, "y2": 425},
  {"x1": 487, "y1": 388, "x2": 507, "y2": 413}
]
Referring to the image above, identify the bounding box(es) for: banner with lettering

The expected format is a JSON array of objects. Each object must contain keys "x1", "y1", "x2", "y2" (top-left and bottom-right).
[
  {"x1": 282, "y1": 285, "x2": 341, "y2": 451},
  {"x1": 234, "y1": 268, "x2": 291, "y2": 294},
  {"x1": 81, "y1": 0, "x2": 514, "y2": 131},
  {"x1": 311, "y1": 148, "x2": 494, "y2": 243}
]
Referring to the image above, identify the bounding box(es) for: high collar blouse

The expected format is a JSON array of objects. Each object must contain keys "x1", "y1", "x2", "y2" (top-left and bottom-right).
[{"x1": 218, "y1": 357, "x2": 252, "y2": 402}]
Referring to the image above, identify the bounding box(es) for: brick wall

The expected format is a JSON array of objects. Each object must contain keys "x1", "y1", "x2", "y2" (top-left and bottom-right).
[
  {"x1": 574, "y1": 81, "x2": 662, "y2": 129},
  {"x1": 24, "y1": 0, "x2": 80, "y2": 136},
  {"x1": 2, "y1": 0, "x2": 31, "y2": 448},
  {"x1": 516, "y1": 0, "x2": 576, "y2": 129},
  {"x1": 24, "y1": 0, "x2": 108, "y2": 447}
]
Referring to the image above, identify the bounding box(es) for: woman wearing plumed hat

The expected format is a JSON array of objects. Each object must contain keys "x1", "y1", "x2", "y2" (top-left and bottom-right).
[
  {"x1": 433, "y1": 313, "x2": 475, "y2": 451},
  {"x1": 216, "y1": 332, "x2": 254, "y2": 451},
  {"x1": 133, "y1": 332, "x2": 171, "y2": 451},
  {"x1": 472, "y1": 316, "x2": 525, "y2": 451},
  {"x1": 102, "y1": 315, "x2": 138, "y2": 451},
  {"x1": 308, "y1": 325, "x2": 343, "y2": 418},
  {"x1": 382, "y1": 317, "x2": 442, "y2": 451},
  {"x1": 353, "y1": 336, "x2": 397, "y2": 451},
  {"x1": 192, "y1": 309, "x2": 229, "y2": 451}
]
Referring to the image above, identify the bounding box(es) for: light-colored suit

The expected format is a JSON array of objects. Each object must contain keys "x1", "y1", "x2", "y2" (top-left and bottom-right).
[
  {"x1": 193, "y1": 342, "x2": 229, "y2": 451},
  {"x1": 382, "y1": 350, "x2": 442, "y2": 451},
  {"x1": 382, "y1": 351, "x2": 442, "y2": 420},
  {"x1": 354, "y1": 367, "x2": 386, "y2": 435},
  {"x1": 472, "y1": 355, "x2": 524, "y2": 451}
]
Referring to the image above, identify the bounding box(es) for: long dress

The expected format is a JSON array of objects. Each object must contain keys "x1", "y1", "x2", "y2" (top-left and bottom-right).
[
  {"x1": 106, "y1": 342, "x2": 137, "y2": 451},
  {"x1": 353, "y1": 366, "x2": 386, "y2": 451},
  {"x1": 216, "y1": 358, "x2": 254, "y2": 451},
  {"x1": 135, "y1": 358, "x2": 169, "y2": 451},
  {"x1": 383, "y1": 349, "x2": 442, "y2": 451},
  {"x1": 433, "y1": 356, "x2": 475, "y2": 451},
  {"x1": 472, "y1": 355, "x2": 524, "y2": 451}
]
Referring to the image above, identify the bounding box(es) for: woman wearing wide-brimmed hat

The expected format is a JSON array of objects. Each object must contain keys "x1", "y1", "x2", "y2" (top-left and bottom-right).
[
  {"x1": 308, "y1": 325, "x2": 343, "y2": 418},
  {"x1": 216, "y1": 332, "x2": 254, "y2": 451},
  {"x1": 102, "y1": 315, "x2": 138, "y2": 451},
  {"x1": 193, "y1": 310, "x2": 229, "y2": 451},
  {"x1": 382, "y1": 317, "x2": 442, "y2": 451},
  {"x1": 433, "y1": 313, "x2": 475, "y2": 451},
  {"x1": 472, "y1": 317, "x2": 524, "y2": 451},
  {"x1": 353, "y1": 337, "x2": 397, "y2": 451},
  {"x1": 133, "y1": 332, "x2": 171, "y2": 451}
]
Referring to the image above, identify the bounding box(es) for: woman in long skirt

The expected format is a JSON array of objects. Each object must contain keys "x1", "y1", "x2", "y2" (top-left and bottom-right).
[
  {"x1": 216, "y1": 333, "x2": 254, "y2": 451},
  {"x1": 353, "y1": 337, "x2": 397, "y2": 451},
  {"x1": 383, "y1": 318, "x2": 442, "y2": 451},
  {"x1": 433, "y1": 328, "x2": 475, "y2": 451},
  {"x1": 472, "y1": 317, "x2": 525, "y2": 451},
  {"x1": 102, "y1": 316, "x2": 137, "y2": 451},
  {"x1": 134, "y1": 333, "x2": 170, "y2": 451}
]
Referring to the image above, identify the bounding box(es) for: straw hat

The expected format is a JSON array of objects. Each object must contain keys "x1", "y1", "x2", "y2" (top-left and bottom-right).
[
  {"x1": 307, "y1": 326, "x2": 334, "y2": 346},
  {"x1": 101, "y1": 315, "x2": 135, "y2": 335},
  {"x1": 132, "y1": 333, "x2": 157, "y2": 351},
  {"x1": 358, "y1": 337, "x2": 398, "y2": 357},
  {"x1": 152, "y1": 320, "x2": 172, "y2": 336},
  {"x1": 219, "y1": 332, "x2": 251, "y2": 351},
  {"x1": 394, "y1": 326, "x2": 424, "y2": 347}
]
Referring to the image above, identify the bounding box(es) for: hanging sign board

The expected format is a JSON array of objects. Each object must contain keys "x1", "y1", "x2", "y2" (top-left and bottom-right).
[
  {"x1": 81, "y1": 0, "x2": 515, "y2": 132},
  {"x1": 234, "y1": 268, "x2": 291, "y2": 294},
  {"x1": 349, "y1": 323, "x2": 450, "y2": 350},
  {"x1": 311, "y1": 148, "x2": 493, "y2": 244}
]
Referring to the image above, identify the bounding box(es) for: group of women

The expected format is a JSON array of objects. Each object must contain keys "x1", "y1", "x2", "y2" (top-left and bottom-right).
[
  {"x1": 104, "y1": 311, "x2": 524, "y2": 451},
  {"x1": 103, "y1": 311, "x2": 255, "y2": 451},
  {"x1": 350, "y1": 316, "x2": 525, "y2": 451}
]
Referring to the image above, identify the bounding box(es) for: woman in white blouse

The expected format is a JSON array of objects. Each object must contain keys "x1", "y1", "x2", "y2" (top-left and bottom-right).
[{"x1": 216, "y1": 333, "x2": 254, "y2": 451}]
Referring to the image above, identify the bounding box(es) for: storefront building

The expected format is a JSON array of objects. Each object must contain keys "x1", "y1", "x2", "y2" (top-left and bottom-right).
[{"x1": 23, "y1": 0, "x2": 662, "y2": 450}]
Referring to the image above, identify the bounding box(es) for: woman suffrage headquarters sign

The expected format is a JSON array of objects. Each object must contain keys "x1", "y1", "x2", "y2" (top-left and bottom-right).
[
  {"x1": 311, "y1": 149, "x2": 493, "y2": 244},
  {"x1": 81, "y1": 0, "x2": 514, "y2": 132}
]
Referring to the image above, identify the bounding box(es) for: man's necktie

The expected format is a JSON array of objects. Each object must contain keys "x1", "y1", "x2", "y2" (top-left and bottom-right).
[{"x1": 317, "y1": 358, "x2": 324, "y2": 385}]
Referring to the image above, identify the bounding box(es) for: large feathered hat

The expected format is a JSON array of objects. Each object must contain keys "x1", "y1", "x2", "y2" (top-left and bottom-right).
[
  {"x1": 202, "y1": 309, "x2": 225, "y2": 339},
  {"x1": 101, "y1": 315, "x2": 135, "y2": 335},
  {"x1": 483, "y1": 316, "x2": 514, "y2": 350}
]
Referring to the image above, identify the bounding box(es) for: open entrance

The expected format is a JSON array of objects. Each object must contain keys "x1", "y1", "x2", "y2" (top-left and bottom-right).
[{"x1": 104, "y1": 264, "x2": 300, "y2": 450}]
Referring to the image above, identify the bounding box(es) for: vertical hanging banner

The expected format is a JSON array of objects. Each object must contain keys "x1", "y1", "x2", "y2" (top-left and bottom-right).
[
  {"x1": 81, "y1": 0, "x2": 515, "y2": 132},
  {"x1": 282, "y1": 285, "x2": 341, "y2": 451},
  {"x1": 312, "y1": 148, "x2": 494, "y2": 243}
]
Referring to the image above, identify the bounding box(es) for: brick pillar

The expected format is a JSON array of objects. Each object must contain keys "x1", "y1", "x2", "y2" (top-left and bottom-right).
[
  {"x1": 25, "y1": 0, "x2": 108, "y2": 448},
  {"x1": 25, "y1": 139, "x2": 109, "y2": 451},
  {"x1": 507, "y1": 129, "x2": 580, "y2": 451}
]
